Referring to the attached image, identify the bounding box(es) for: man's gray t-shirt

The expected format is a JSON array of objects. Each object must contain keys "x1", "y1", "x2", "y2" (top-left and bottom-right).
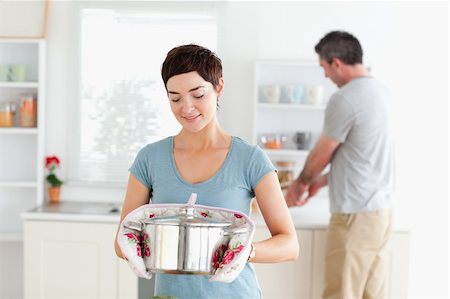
[{"x1": 323, "y1": 77, "x2": 394, "y2": 213}]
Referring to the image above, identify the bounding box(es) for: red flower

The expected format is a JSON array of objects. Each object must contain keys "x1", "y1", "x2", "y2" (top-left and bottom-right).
[
  {"x1": 136, "y1": 244, "x2": 142, "y2": 257},
  {"x1": 220, "y1": 244, "x2": 228, "y2": 252},
  {"x1": 149, "y1": 213, "x2": 155, "y2": 218},
  {"x1": 234, "y1": 244, "x2": 244, "y2": 254},
  {"x1": 211, "y1": 243, "x2": 228, "y2": 270},
  {"x1": 201, "y1": 212, "x2": 208, "y2": 217},
  {"x1": 45, "y1": 156, "x2": 60, "y2": 169},
  {"x1": 234, "y1": 213, "x2": 243, "y2": 218},
  {"x1": 144, "y1": 245, "x2": 151, "y2": 257},
  {"x1": 141, "y1": 233, "x2": 148, "y2": 242},
  {"x1": 221, "y1": 249, "x2": 235, "y2": 265},
  {"x1": 212, "y1": 251, "x2": 220, "y2": 265},
  {"x1": 124, "y1": 233, "x2": 139, "y2": 242}
]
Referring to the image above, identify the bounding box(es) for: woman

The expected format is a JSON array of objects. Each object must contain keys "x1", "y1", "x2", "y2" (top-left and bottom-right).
[{"x1": 115, "y1": 44, "x2": 298, "y2": 298}]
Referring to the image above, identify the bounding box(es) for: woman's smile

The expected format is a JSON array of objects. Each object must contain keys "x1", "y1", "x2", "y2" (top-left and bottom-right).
[{"x1": 183, "y1": 113, "x2": 202, "y2": 122}]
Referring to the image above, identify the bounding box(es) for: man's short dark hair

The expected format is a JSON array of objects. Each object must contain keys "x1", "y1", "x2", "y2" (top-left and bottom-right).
[
  {"x1": 161, "y1": 44, "x2": 222, "y2": 91},
  {"x1": 314, "y1": 31, "x2": 363, "y2": 65}
]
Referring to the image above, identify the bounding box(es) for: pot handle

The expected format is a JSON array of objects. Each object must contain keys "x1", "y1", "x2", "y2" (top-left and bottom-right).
[
  {"x1": 123, "y1": 220, "x2": 143, "y2": 232},
  {"x1": 187, "y1": 193, "x2": 197, "y2": 206},
  {"x1": 223, "y1": 227, "x2": 247, "y2": 236}
]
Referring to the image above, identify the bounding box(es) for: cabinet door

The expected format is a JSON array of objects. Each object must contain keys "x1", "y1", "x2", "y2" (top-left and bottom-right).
[
  {"x1": 311, "y1": 230, "x2": 410, "y2": 299},
  {"x1": 253, "y1": 227, "x2": 313, "y2": 299},
  {"x1": 386, "y1": 232, "x2": 410, "y2": 298},
  {"x1": 24, "y1": 221, "x2": 138, "y2": 299},
  {"x1": 311, "y1": 229, "x2": 327, "y2": 299}
]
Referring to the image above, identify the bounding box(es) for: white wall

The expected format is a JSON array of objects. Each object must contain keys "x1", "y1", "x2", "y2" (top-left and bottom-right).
[
  {"x1": 216, "y1": 2, "x2": 449, "y2": 298},
  {"x1": 44, "y1": 1, "x2": 448, "y2": 298}
]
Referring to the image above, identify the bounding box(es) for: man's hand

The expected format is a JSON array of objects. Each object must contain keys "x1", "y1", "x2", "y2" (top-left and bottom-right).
[
  {"x1": 306, "y1": 174, "x2": 328, "y2": 199},
  {"x1": 286, "y1": 178, "x2": 310, "y2": 207},
  {"x1": 286, "y1": 174, "x2": 329, "y2": 207}
]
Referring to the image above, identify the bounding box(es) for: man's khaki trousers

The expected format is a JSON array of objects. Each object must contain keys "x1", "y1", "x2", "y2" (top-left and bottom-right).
[{"x1": 323, "y1": 209, "x2": 393, "y2": 299}]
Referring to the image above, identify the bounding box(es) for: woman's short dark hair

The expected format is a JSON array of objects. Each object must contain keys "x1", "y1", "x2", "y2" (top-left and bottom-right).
[
  {"x1": 314, "y1": 31, "x2": 363, "y2": 65},
  {"x1": 161, "y1": 44, "x2": 222, "y2": 90}
]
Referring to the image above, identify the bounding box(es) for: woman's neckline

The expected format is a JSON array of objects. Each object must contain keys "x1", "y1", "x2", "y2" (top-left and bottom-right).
[{"x1": 169, "y1": 136, "x2": 235, "y2": 187}]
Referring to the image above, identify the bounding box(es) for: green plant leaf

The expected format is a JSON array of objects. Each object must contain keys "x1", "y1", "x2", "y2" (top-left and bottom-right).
[{"x1": 46, "y1": 174, "x2": 63, "y2": 187}]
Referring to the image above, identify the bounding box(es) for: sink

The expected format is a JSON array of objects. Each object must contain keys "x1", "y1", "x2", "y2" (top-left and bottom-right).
[{"x1": 31, "y1": 201, "x2": 122, "y2": 215}]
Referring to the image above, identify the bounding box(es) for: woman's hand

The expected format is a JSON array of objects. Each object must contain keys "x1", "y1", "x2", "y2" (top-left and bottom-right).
[{"x1": 114, "y1": 174, "x2": 151, "y2": 259}]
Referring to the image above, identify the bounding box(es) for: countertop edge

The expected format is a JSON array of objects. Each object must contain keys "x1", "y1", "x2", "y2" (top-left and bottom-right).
[
  {"x1": 21, "y1": 200, "x2": 410, "y2": 232},
  {"x1": 21, "y1": 212, "x2": 120, "y2": 224},
  {"x1": 21, "y1": 211, "x2": 410, "y2": 232}
]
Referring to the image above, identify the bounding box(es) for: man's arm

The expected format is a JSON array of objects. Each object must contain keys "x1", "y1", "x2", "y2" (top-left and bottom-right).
[
  {"x1": 299, "y1": 134, "x2": 340, "y2": 184},
  {"x1": 286, "y1": 134, "x2": 340, "y2": 206}
]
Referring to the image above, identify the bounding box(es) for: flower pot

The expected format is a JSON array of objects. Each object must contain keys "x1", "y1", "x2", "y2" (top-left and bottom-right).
[{"x1": 48, "y1": 187, "x2": 61, "y2": 203}]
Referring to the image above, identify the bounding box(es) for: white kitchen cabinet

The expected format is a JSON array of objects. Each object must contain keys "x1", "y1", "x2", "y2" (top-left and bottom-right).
[
  {"x1": 253, "y1": 227, "x2": 313, "y2": 299},
  {"x1": 0, "y1": 39, "x2": 46, "y2": 239},
  {"x1": 254, "y1": 227, "x2": 410, "y2": 299},
  {"x1": 253, "y1": 61, "x2": 337, "y2": 176},
  {"x1": 24, "y1": 220, "x2": 138, "y2": 299}
]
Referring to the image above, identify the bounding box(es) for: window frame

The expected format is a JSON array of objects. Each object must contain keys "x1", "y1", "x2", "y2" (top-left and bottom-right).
[{"x1": 66, "y1": 2, "x2": 220, "y2": 192}]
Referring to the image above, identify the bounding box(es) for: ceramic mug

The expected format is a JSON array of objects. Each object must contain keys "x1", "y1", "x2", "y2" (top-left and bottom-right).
[
  {"x1": 306, "y1": 85, "x2": 324, "y2": 105},
  {"x1": 10, "y1": 64, "x2": 27, "y2": 81},
  {"x1": 281, "y1": 85, "x2": 305, "y2": 104},
  {"x1": 261, "y1": 85, "x2": 281, "y2": 104},
  {"x1": 0, "y1": 64, "x2": 12, "y2": 81},
  {"x1": 293, "y1": 132, "x2": 312, "y2": 150}
]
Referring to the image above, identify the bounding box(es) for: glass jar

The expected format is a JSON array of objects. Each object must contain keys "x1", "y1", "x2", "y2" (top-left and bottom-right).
[
  {"x1": 276, "y1": 160, "x2": 296, "y2": 189},
  {"x1": 19, "y1": 93, "x2": 37, "y2": 127},
  {"x1": 260, "y1": 134, "x2": 287, "y2": 149},
  {"x1": 0, "y1": 102, "x2": 17, "y2": 127}
]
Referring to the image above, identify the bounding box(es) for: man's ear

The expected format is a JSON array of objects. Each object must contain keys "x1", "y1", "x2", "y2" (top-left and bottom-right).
[{"x1": 332, "y1": 57, "x2": 343, "y2": 68}]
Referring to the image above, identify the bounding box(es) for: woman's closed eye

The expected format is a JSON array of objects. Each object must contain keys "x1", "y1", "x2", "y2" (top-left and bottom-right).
[{"x1": 193, "y1": 94, "x2": 204, "y2": 99}]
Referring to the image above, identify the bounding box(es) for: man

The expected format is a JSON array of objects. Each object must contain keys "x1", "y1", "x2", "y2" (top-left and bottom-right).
[{"x1": 286, "y1": 31, "x2": 395, "y2": 299}]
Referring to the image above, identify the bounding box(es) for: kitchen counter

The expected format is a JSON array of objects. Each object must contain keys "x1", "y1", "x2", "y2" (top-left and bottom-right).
[
  {"x1": 22, "y1": 201, "x2": 121, "y2": 224},
  {"x1": 253, "y1": 198, "x2": 331, "y2": 229},
  {"x1": 21, "y1": 199, "x2": 410, "y2": 232},
  {"x1": 254, "y1": 199, "x2": 410, "y2": 232}
]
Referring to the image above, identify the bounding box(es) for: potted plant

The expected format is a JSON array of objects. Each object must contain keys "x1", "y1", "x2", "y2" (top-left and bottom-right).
[{"x1": 45, "y1": 156, "x2": 63, "y2": 203}]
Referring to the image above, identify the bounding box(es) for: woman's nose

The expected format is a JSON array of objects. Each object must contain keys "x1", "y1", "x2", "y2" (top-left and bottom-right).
[{"x1": 182, "y1": 100, "x2": 195, "y2": 113}]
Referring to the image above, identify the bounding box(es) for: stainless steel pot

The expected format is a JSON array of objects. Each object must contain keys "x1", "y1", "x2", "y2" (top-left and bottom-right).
[{"x1": 124, "y1": 206, "x2": 246, "y2": 275}]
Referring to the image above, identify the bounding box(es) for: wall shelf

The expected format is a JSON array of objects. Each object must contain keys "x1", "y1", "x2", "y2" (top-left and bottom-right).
[
  {"x1": 0, "y1": 82, "x2": 38, "y2": 88},
  {"x1": 0, "y1": 181, "x2": 38, "y2": 188},
  {"x1": 257, "y1": 103, "x2": 326, "y2": 110},
  {"x1": 264, "y1": 149, "x2": 309, "y2": 157},
  {"x1": 0, "y1": 232, "x2": 22, "y2": 242},
  {"x1": 0, "y1": 128, "x2": 38, "y2": 134}
]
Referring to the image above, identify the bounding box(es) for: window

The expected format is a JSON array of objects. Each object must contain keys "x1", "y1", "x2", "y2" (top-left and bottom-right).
[{"x1": 71, "y1": 8, "x2": 217, "y2": 184}]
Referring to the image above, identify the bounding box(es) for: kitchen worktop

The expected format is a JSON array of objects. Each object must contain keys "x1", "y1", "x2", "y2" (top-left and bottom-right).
[
  {"x1": 21, "y1": 199, "x2": 409, "y2": 231},
  {"x1": 21, "y1": 201, "x2": 122, "y2": 224}
]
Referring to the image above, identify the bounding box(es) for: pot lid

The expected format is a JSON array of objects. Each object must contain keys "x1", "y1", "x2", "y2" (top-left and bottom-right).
[
  {"x1": 141, "y1": 207, "x2": 232, "y2": 227},
  {"x1": 143, "y1": 216, "x2": 232, "y2": 227}
]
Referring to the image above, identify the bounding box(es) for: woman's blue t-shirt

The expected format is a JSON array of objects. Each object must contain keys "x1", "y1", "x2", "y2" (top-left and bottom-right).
[{"x1": 129, "y1": 136, "x2": 275, "y2": 299}]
